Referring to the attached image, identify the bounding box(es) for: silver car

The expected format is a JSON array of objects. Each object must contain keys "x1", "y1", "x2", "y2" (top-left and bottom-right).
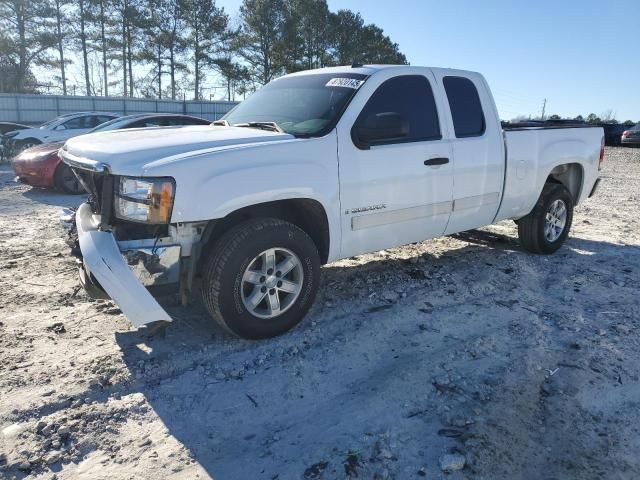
[{"x1": 3, "y1": 112, "x2": 119, "y2": 157}]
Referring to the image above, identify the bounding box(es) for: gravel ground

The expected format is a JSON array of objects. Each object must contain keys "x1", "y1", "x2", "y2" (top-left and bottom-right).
[{"x1": 1, "y1": 147, "x2": 639, "y2": 480}]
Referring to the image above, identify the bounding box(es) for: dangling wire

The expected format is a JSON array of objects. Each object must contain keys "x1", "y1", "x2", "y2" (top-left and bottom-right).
[{"x1": 151, "y1": 226, "x2": 162, "y2": 256}]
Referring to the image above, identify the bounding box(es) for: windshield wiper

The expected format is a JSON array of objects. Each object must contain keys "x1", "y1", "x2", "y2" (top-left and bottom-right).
[{"x1": 233, "y1": 121, "x2": 283, "y2": 133}]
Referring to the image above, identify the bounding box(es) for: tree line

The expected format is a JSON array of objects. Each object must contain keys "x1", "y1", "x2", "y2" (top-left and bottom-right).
[
  {"x1": 511, "y1": 113, "x2": 636, "y2": 126},
  {"x1": 569, "y1": 113, "x2": 635, "y2": 126},
  {"x1": 0, "y1": 0, "x2": 407, "y2": 101}
]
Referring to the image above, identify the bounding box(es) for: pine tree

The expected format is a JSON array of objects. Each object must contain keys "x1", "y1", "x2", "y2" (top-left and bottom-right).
[
  {"x1": 237, "y1": 0, "x2": 285, "y2": 85},
  {"x1": 0, "y1": 0, "x2": 57, "y2": 92},
  {"x1": 183, "y1": 0, "x2": 230, "y2": 99}
]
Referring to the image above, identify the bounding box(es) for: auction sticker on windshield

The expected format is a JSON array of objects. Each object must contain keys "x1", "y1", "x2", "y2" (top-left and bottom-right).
[{"x1": 325, "y1": 78, "x2": 365, "y2": 89}]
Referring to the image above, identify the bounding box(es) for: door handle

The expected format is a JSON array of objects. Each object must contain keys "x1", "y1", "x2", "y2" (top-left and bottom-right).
[{"x1": 424, "y1": 157, "x2": 449, "y2": 166}]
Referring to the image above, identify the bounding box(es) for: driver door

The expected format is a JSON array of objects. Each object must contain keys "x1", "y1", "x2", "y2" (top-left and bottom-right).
[{"x1": 337, "y1": 71, "x2": 454, "y2": 258}]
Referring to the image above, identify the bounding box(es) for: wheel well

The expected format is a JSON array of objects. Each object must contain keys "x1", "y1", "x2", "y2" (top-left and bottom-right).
[
  {"x1": 203, "y1": 199, "x2": 331, "y2": 264},
  {"x1": 546, "y1": 163, "x2": 583, "y2": 202}
]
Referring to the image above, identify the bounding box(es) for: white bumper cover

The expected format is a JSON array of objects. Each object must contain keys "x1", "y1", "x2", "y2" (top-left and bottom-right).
[{"x1": 76, "y1": 202, "x2": 172, "y2": 327}]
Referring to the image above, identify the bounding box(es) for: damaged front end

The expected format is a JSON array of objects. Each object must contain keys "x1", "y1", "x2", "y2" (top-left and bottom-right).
[{"x1": 59, "y1": 150, "x2": 205, "y2": 328}]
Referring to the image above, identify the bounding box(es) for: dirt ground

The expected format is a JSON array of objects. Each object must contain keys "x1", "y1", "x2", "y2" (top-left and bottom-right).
[{"x1": 1, "y1": 147, "x2": 639, "y2": 480}]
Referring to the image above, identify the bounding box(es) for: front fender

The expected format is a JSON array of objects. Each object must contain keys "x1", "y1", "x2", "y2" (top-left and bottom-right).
[
  {"x1": 16, "y1": 130, "x2": 44, "y2": 142},
  {"x1": 157, "y1": 132, "x2": 342, "y2": 261},
  {"x1": 193, "y1": 162, "x2": 333, "y2": 219}
]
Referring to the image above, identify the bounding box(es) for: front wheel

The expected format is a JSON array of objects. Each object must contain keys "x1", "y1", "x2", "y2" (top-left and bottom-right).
[
  {"x1": 18, "y1": 139, "x2": 40, "y2": 153},
  {"x1": 517, "y1": 183, "x2": 574, "y2": 254},
  {"x1": 201, "y1": 218, "x2": 320, "y2": 339}
]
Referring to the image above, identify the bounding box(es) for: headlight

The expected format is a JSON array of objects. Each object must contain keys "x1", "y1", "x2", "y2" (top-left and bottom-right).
[{"x1": 115, "y1": 176, "x2": 175, "y2": 224}]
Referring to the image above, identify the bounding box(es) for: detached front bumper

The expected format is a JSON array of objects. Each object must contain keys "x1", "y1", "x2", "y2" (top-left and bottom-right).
[{"x1": 73, "y1": 202, "x2": 173, "y2": 327}]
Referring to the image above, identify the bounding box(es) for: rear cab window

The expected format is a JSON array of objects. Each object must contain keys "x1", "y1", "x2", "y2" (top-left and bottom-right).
[{"x1": 443, "y1": 76, "x2": 486, "y2": 138}]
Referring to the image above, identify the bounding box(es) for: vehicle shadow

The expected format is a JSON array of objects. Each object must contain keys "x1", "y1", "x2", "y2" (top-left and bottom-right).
[{"x1": 112, "y1": 230, "x2": 639, "y2": 479}]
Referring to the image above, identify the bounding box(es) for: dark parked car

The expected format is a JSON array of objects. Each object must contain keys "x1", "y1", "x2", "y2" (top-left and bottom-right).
[
  {"x1": 621, "y1": 123, "x2": 640, "y2": 147},
  {"x1": 0, "y1": 122, "x2": 30, "y2": 135},
  {"x1": 0, "y1": 122, "x2": 31, "y2": 161},
  {"x1": 601, "y1": 123, "x2": 629, "y2": 146},
  {"x1": 87, "y1": 113, "x2": 211, "y2": 132},
  {"x1": 11, "y1": 113, "x2": 212, "y2": 194}
]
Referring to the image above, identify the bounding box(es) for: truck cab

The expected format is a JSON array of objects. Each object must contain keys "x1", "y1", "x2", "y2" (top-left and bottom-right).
[
  {"x1": 61, "y1": 65, "x2": 603, "y2": 339},
  {"x1": 334, "y1": 67, "x2": 505, "y2": 257}
]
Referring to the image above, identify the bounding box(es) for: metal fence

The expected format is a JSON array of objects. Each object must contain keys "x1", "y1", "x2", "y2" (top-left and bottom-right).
[{"x1": 0, "y1": 93, "x2": 238, "y2": 125}]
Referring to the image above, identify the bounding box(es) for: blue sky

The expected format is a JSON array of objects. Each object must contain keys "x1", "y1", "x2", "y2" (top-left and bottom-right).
[{"x1": 218, "y1": 0, "x2": 640, "y2": 121}]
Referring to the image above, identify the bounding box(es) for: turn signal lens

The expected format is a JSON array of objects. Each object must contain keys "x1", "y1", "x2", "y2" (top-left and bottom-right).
[{"x1": 148, "y1": 181, "x2": 174, "y2": 223}]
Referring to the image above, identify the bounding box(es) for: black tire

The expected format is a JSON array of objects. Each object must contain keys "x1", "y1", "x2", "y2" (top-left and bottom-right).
[
  {"x1": 54, "y1": 162, "x2": 85, "y2": 194},
  {"x1": 201, "y1": 218, "x2": 321, "y2": 339},
  {"x1": 18, "y1": 139, "x2": 40, "y2": 153},
  {"x1": 517, "y1": 183, "x2": 574, "y2": 254}
]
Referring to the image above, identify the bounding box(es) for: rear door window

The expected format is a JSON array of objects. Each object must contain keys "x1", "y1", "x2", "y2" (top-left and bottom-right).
[
  {"x1": 62, "y1": 116, "x2": 89, "y2": 129},
  {"x1": 443, "y1": 76, "x2": 486, "y2": 138},
  {"x1": 131, "y1": 118, "x2": 163, "y2": 128},
  {"x1": 170, "y1": 117, "x2": 209, "y2": 126},
  {"x1": 94, "y1": 115, "x2": 116, "y2": 126},
  {"x1": 85, "y1": 116, "x2": 105, "y2": 128},
  {"x1": 162, "y1": 117, "x2": 190, "y2": 126}
]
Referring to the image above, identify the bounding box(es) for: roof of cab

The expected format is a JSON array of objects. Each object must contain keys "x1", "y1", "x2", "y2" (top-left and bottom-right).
[{"x1": 283, "y1": 64, "x2": 481, "y2": 79}]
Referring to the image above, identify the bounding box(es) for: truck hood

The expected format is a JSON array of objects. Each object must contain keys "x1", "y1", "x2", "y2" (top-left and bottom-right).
[{"x1": 61, "y1": 125, "x2": 295, "y2": 175}]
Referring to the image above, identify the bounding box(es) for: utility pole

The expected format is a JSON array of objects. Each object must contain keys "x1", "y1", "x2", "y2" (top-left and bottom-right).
[{"x1": 541, "y1": 98, "x2": 547, "y2": 121}]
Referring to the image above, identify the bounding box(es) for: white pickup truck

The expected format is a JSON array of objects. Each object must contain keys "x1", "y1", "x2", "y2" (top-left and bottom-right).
[{"x1": 61, "y1": 65, "x2": 603, "y2": 339}]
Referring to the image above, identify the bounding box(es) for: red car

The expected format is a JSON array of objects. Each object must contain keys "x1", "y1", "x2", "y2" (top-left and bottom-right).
[
  {"x1": 10, "y1": 113, "x2": 212, "y2": 194},
  {"x1": 10, "y1": 141, "x2": 82, "y2": 193}
]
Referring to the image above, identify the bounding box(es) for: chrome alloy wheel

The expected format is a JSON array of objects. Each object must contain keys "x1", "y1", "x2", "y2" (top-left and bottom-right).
[
  {"x1": 241, "y1": 248, "x2": 304, "y2": 319},
  {"x1": 544, "y1": 199, "x2": 567, "y2": 242},
  {"x1": 19, "y1": 142, "x2": 37, "y2": 153}
]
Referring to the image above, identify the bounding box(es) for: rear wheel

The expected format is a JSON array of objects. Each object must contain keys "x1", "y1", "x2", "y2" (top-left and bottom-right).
[
  {"x1": 18, "y1": 139, "x2": 40, "y2": 153},
  {"x1": 54, "y1": 163, "x2": 85, "y2": 194},
  {"x1": 201, "y1": 218, "x2": 320, "y2": 339},
  {"x1": 517, "y1": 183, "x2": 573, "y2": 254}
]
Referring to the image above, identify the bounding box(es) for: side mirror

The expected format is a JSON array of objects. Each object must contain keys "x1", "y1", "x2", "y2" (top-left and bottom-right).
[{"x1": 353, "y1": 112, "x2": 409, "y2": 149}]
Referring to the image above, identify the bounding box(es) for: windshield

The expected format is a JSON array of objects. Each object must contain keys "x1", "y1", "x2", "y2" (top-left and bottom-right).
[
  {"x1": 39, "y1": 116, "x2": 67, "y2": 129},
  {"x1": 223, "y1": 72, "x2": 368, "y2": 137}
]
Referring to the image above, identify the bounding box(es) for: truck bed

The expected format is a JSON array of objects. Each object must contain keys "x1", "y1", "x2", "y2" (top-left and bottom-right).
[{"x1": 495, "y1": 126, "x2": 603, "y2": 223}]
